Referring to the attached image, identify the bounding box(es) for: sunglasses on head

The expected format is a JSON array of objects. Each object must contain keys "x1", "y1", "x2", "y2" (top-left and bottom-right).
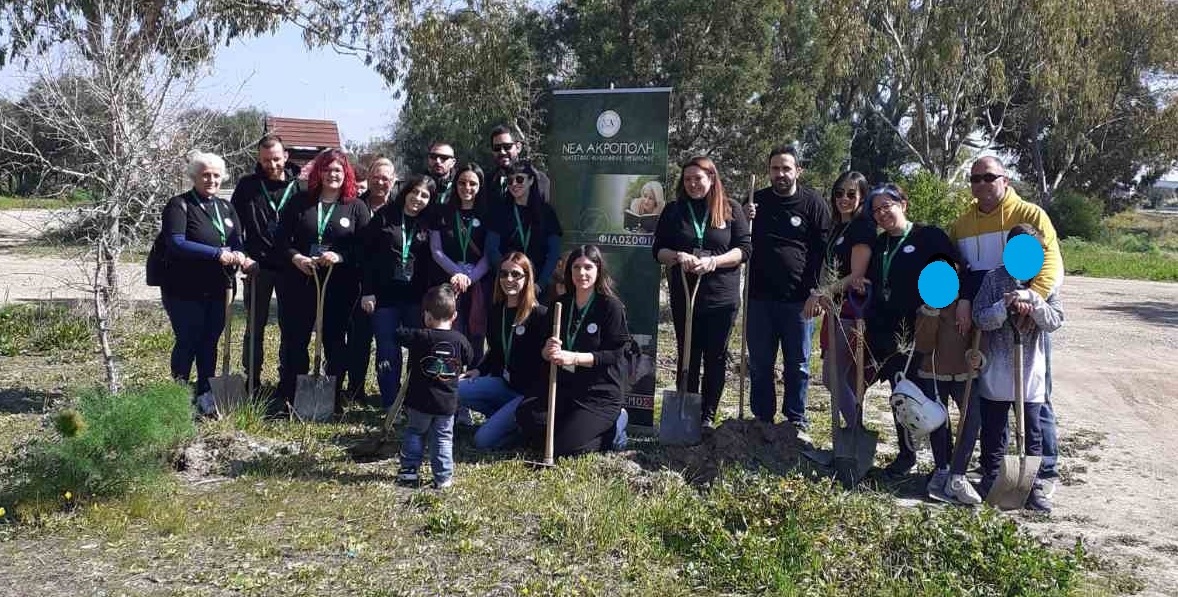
[
  {"x1": 833, "y1": 189, "x2": 859, "y2": 199},
  {"x1": 509, "y1": 174, "x2": 529, "y2": 185},
  {"x1": 493, "y1": 142, "x2": 516, "y2": 153},
  {"x1": 499, "y1": 269, "x2": 525, "y2": 280},
  {"x1": 969, "y1": 173, "x2": 1004, "y2": 184},
  {"x1": 427, "y1": 152, "x2": 454, "y2": 162}
]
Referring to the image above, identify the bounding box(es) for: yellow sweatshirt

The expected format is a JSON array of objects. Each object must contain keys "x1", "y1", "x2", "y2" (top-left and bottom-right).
[{"x1": 949, "y1": 187, "x2": 1063, "y2": 300}]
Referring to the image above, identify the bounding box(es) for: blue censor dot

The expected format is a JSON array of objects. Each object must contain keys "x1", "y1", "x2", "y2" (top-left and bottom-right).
[
  {"x1": 1004, "y1": 235, "x2": 1046, "y2": 281},
  {"x1": 918, "y1": 261, "x2": 959, "y2": 309}
]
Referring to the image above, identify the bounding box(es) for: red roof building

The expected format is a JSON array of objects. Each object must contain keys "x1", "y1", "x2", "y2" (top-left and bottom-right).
[{"x1": 264, "y1": 117, "x2": 342, "y2": 165}]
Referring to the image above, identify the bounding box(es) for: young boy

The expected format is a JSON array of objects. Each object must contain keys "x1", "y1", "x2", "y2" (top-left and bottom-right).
[
  {"x1": 972, "y1": 224, "x2": 1064, "y2": 512},
  {"x1": 397, "y1": 285, "x2": 474, "y2": 489}
]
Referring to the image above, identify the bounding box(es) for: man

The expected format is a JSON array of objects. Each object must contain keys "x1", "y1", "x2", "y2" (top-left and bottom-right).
[
  {"x1": 486, "y1": 124, "x2": 550, "y2": 203},
  {"x1": 950, "y1": 156, "x2": 1063, "y2": 496},
  {"x1": 424, "y1": 142, "x2": 457, "y2": 206},
  {"x1": 230, "y1": 135, "x2": 303, "y2": 403},
  {"x1": 744, "y1": 146, "x2": 832, "y2": 434}
]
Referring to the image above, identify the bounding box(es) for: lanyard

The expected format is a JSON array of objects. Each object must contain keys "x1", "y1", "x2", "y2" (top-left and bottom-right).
[
  {"x1": 454, "y1": 212, "x2": 473, "y2": 262},
  {"x1": 501, "y1": 306, "x2": 516, "y2": 360},
  {"x1": 193, "y1": 191, "x2": 226, "y2": 245},
  {"x1": 880, "y1": 222, "x2": 914, "y2": 295},
  {"x1": 564, "y1": 293, "x2": 596, "y2": 348},
  {"x1": 401, "y1": 215, "x2": 415, "y2": 268},
  {"x1": 316, "y1": 201, "x2": 337, "y2": 244},
  {"x1": 262, "y1": 181, "x2": 295, "y2": 214},
  {"x1": 513, "y1": 204, "x2": 532, "y2": 249},
  {"x1": 686, "y1": 200, "x2": 708, "y2": 248},
  {"x1": 438, "y1": 178, "x2": 453, "y2": 205}
]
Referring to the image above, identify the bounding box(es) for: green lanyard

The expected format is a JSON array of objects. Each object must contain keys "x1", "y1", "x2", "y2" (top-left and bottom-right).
[
  {"x1": 401, "y1": 216, "x2": 416, "y2": 268},
  {"x1": 438, "y1": 179, "x2": 453, "y2": 205},
  {"x1": 316, "y1": 201, "x2": 337, "y2": 244},
  {"x1": 880, "y1": 222, "x2": 914, "y2": 297},
  {"x1": 262, "y1": 181, "x2": 295, "y2": 214},
  {"x1": 686, "y1": 201, "x2": 709, "y2": 248},
  {"x1": 564, "y1": 293, "x2": 596, "y2": 348},
  {"x1": 193, "y1": 191, "x2": 226, "y2": 245},
  {"x1": 454, "y1": 212, "x2": 473, "y2": 263},
  {"x1": 501, "y1": 307, "x2": 517, "y2": 360},
  {"x1": 513, "y1": 205, "x2": 532, "y2": 249}
]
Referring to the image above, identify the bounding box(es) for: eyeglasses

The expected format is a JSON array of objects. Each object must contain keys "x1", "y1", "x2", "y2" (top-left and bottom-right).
[
  {"x1": 427, "y1": 152, "x2": 454, "y2": 162},
  {"x1": 509, "y1": 175, "x2": 530, "y2": 185},
  {"x1": 969, "y1": 173, "x2": 1004, "y2": 184},
  {"x1": 499, "y1": 269, "x2": 525, "y2": 280},
  {"x1": 833, "y1": 189, "x2": 859, "y2": 199},
  {"x1": 493, "y1": 143, "x2": 516, "y2": 153},
  {"x1": 872, "y1": 202, "x2": 900, "y2": 215}
]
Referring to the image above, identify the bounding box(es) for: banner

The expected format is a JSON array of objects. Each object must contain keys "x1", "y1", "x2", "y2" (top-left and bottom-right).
[{"x1": 547, "y1": 88, "x2": 671, "y2": 429}]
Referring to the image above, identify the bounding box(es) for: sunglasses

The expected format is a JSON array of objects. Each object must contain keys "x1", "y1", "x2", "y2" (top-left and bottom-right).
[
  {"x1": 493, "y1": 143, "x2": 516, "y2": 153},
  {"x1": 428, "y1": 152, "x2": 454, "y2": 162},
  {"x1": 833, "y1": 189, "x2": 859, "y2": 199},
  {"x1": 969, "y1": 173, "x2": 1004, "y2": 184},
  {"x1": 509, "y1": 174, "x2": 530, "y2": 185},
  {"x1": 499, "y1": 269, "x2": 525, "y2": 280}
]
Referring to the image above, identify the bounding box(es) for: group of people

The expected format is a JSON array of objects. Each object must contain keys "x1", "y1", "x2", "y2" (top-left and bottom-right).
[{"x1": 157, "y1": 129, "x2": 1064, "y2": 508}]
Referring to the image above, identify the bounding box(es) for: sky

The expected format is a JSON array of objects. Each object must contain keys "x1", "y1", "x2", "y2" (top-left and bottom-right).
[{"x1": 0, "y1": 24, "x2": 400, "y2": 145}]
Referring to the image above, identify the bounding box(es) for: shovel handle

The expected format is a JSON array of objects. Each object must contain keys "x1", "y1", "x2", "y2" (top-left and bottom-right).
[
  {"x1": 1011, "y1": 320, "x2": 1026, "y2": 458},
  {"x1": 247, "y1": 273, "x2": 256, "y2": 399},
  {"x1": 738, "y1": 174, "x2": 755, "y2": 420},
  {"x1": 954, "y1": 329, "x2": 982, "y2": 444},
  {"x1": 312, "y1": 264, "x2": 334, "y2": 376},
  {"x1": 544, "y1": 302, "x2": 563, "y2": 466},
  {"x1": 678, "y1": 268, "x2": 701, "y2": 396},
  {"x1": 221, "y1": 285, "x2": 234, "y2": 377}
]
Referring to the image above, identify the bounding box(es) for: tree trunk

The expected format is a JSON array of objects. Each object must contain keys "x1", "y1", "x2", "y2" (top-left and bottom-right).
[{"x1": 93, "y1": 234, "x2": 120, "y2": 394}]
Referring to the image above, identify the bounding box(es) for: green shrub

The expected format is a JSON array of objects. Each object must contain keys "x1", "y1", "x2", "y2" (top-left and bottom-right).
[
  {"x1": 0, "y1": 303, "x2": 92, "y2": 356},
  {"x1": 1, "y1": 383, "x2": 196, "y2": 514},
  {"x1": 1048, "y1": 191, "x2": 1104, "y2": 240},
  {"x1": 893, "y1": 170, "x2": 972, "y2": 229}
]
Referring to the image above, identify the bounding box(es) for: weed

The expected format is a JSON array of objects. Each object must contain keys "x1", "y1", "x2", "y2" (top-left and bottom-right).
[
  {"x1": 1061, "y1": 238, "x2": 1178, "y2": 282},
  {"x1": 0, "y1": 303, "x2": 92, "y2": 356}
]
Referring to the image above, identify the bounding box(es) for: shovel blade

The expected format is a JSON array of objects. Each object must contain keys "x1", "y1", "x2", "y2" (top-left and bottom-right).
[
  {"x1": 658, "y1": 389, "x2": 702, "y2": 446},
  {"x1": 985, "y1": 454, "x2": 1042, "y2": 510},
  {"x1": 209, "y1": 374, "x2": 247, "y2": 417},
  {"x1": 832, "y1": 426, "x2": 878, "y2": 486},
  {"x1": 294, "y1": 374, "x2": 337, "y2": 423}
]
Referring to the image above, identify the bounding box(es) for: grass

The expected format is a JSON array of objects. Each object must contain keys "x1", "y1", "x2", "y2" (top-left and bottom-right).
[
  {"x1": 0, "y1": 193, "x2": 89, "y2": 210},
  {"x1": 1060, "y1": 210, "x2": 1178, "y2": 282},
  {"x1": 0, "y1": 303, "x2": 93, "y2": 356}
]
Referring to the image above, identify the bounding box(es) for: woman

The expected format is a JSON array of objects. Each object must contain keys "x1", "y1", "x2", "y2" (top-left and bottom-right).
[
  {"x1": 457, "y1": 252, "x2": 549, "y2": 450},
  {"x1": 360, "y1": 175, "x2": 436, "y2": 408},
  {"x1": 821, "y1": 171, "x2": 876, "y2": 427},
  {"x1": 485, "y1": 160, "x2": 563, "y2": 289},
  {"x1": 159, "y1": 151, "x2": 251, "y2": 409},
  {"x1": 274, "y1": 149, "x2": 371, "y2": 409},
  {"x1": 651, "y1": 156, "x2": 751, "y2": 427},
  {"x1": 863, "y1": 183, "x2": 962, "y2": 477},
  {"x1": 629, "y1": 181, "x2": 665, "y2": 216},
  {"x1": 517, "y1": 245, "x2": 630, "y2": 457},
  {"x1": 431, "y1": 163, "x2": 491, "y2": 362}
]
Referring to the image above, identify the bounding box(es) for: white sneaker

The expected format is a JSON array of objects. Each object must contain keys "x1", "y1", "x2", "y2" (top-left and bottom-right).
[
  {"x1": 927, "y1": 467, "x2": 950, "y2": 498},
  {"x1": 945, "y1": 474, "x2": 982, "y2": 505},
  {"x1": 456, "y1": 407, "x2": 475, "y2": 427}
]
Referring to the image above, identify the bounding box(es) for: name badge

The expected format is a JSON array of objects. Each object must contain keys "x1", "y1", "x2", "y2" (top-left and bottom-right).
[
  {"x1": 562, "y1": 364, "x2": 576, "y2": 373},
  {"x1": 503, "y1": 370, "x2": 511, "y2": 383},
  {"x1": 395, "y1": 259, "x2": 414, "y2": 282},
  {"x1": 692, "y1": 249, "x2": 712, "y2": 259},
  {"x1": 267, "y1": 221, "x2": 279, "y2": 237},
  {"x1": 309, "y1": 244, "x2": 330, "y2": 257}
]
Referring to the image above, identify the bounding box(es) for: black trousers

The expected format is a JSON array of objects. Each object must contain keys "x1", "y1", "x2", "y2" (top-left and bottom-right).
[
  {"x1": 276, "y1": 270, "x2": 361, "y2": 401},
  {"x1": 343, "y1": 299, "x2": 373, "y2": 399},
  {"x1": 240, "y1": 266, "x2": 280, "y2": 390},
  {"x1": 669, "y1": 300, "x2": 737, "y2": 423}
]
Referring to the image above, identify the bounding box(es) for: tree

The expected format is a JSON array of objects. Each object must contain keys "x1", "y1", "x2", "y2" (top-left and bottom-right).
[{"x1": 179, "y1": 107, "x2": 267, "y2": 183}]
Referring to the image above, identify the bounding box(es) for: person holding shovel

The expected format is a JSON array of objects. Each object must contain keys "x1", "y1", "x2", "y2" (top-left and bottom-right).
[
  {"x1": 518, "y1": 244, "x2": 631, "y2": 456},
  {"x1": 160, "y1": 151, "x2": 252, "y2": 405},
  {"x1": 360, "y1": 175, "x2": 438, "y2": 409},
  {"x1": 652, "y1": 156, "x2": 751, "y2": 429},
  {"x1": 973, "y1": 224, "x2": 1063, "y2": 512},
  {"x1": 273, "y1": 149, "x2": 371, "y2": 410}
]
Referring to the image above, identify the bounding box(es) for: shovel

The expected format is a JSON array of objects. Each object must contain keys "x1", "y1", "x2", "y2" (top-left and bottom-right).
[
  {"x1": 985, "y1": 318, "x2": 1041, "y2": 510},
  {"x1": 345, "y1": 376, "x2": 409, "y2": 461},
  {"x1": 209, "y1": 276, "x2": 246, "y2": 417},
  {"x1": 737, "y1": 173, "x2": 755, "y2": 420},
  {"x1": 526, "y1": 302, "x2": 563, "y2": 468},
  {"x1": 659, "y1": 268, "x2": 703, "y2": 446},
  {"x1": 833, "y1": 289, "x2": 878, "y2": 487},
  {"x1": 293, "y1": 264, "x2": 336, "y2": 422}
]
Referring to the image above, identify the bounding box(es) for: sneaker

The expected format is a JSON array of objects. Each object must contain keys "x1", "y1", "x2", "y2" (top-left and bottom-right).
[
  {"x1": 882, "y1": 454, "x2": 916, "y2": 478},
  {"x1": 945, "y1": 474, "x2": 982, "y2": 505},
  {"x1": 1038, "y1": 477, "x2": 1057, "y2": 500},
  {"x1": 1026, "y1": 483, "x2": 1053, "y2": 513},
  {"x1": 397, "y1": 466, "x2": 419, "y2": 483},
  {"x1": 456, "y1": 407, "x2": 475, "y2": 427},
  {"x1": 433, "y1": 477, "x2": 453, "y2": 490},
  {"x1": 195, "y1": 391, "x2": 217, "y2": 417},
  {"x1": 926, "y1": 467, "x2": 950, "y2": 498}
]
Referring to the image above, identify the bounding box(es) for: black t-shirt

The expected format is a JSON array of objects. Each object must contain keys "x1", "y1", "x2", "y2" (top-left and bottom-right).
[
  {"x1": 651, "y1": 197, "x2": 751, "y2": 310},
  {"x1": 397, "y1": 327, "x2": 474, "y2": 416},
  {"x1": 275, "y1": 192, "x2": 371, "y2": 276},
  {"x1": 747, "y1": 186, "x2": 832, "y2": 302},
  {"x1": 230, "y1": 173, "x2": 302, "y2": 270},
  {"x1": 361, "y1": 207, "x2": 433, "y2": 306},
  {"x1": 865, "y1": 223, "x2": 961, "y2": 356},
  {"x1": 489, "y1": 200, "x2": 563, "y2": 276},
  {"x1": 161, "y1": 192, "x2": 241, "y2": 300},
  {"x1": 825, "y1": 216, "x2": 876, "y2": 279},
  {"x1": 477, "y1": 302, "x2": 549, "y2": 396}
]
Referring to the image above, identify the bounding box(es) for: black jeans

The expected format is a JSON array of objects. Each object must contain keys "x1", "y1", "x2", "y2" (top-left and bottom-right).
[
  {"x1": 344, "y1": 299, "x2": 373, "y2": 399},
  {"x1": 669, "y1": 301, "x2": 737, "y2": 424},
  {"x1": 276, "y1": 270, "x2": 361, "y2": 401},
  {"x1": 979, "y1": 397, "x2": 1044, "y2": 491},
  {"x1": 241, "y1": 266, "x2": 280, "y2": 390}
]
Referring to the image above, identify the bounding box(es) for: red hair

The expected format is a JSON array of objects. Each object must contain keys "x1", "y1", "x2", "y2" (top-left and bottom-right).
[
  {"x1": 674, "y1": 156, "x2": 731, "y2": 228},
  {"x1": 307, "y1": 149, "x2": 359, "y2": 203}
]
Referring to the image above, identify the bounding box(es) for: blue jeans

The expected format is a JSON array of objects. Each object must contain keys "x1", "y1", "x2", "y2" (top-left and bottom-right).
[
  {"x1": 162, "y1": 293, "x2": 226, "y2": 396},
  {"x1": 1039, "y1": 333, "x2": 1058, "y2": 478},
  {"x1": 747, "y1": 299, "x2": 813, "y2": 427},
  {"x1": 458, "y1": 376, "x2": 523, "y2": 450},
  {"x1": 372, "y1": 302, "x2": 420, "y2": 408},
  {"x1": 400, "y1": 408, "x2": 455, "y2": 484}
]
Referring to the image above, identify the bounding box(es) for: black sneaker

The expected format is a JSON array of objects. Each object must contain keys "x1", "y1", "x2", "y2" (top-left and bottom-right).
[
  {"x1": 1026, "y1": 484, "x2": 1053, "y2": 513},
  {"x1": 882, "y1": 454, "x2": 916, "y2": 478},
  {"x1": 397, "y1": 466, "x2": 419, "y2": 484}
]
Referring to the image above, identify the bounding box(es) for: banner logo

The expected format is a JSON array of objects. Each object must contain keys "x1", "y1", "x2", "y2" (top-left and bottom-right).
[{"x1": 596, "y1": 110, "x2": 622, "y2": 138}]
